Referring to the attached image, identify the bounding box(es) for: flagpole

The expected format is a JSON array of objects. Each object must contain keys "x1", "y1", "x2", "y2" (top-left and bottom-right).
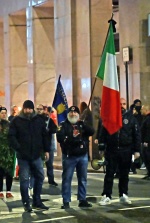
[{"x1": 87, "y1": 14, "x2": 114, "y2": 108}]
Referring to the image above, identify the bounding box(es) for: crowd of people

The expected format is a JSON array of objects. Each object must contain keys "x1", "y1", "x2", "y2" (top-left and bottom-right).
[{"x1": 0, "y1": 97, "x2": 149, "y2": 211}]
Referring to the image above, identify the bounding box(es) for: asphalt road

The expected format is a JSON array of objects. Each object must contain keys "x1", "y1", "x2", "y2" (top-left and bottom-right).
[{"x1": 0, "y1": 169, "x2": 150, "y2": 223}]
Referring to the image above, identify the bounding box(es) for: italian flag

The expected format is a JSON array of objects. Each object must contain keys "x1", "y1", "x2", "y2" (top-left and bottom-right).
[{"x1": 96, "y1": 22, "x2": 122, "y2": 135}]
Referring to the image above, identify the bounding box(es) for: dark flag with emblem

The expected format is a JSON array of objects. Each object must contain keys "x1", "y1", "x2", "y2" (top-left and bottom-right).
[{"x1": 52, "y1": 75, "x2": 68, "y2": 124}]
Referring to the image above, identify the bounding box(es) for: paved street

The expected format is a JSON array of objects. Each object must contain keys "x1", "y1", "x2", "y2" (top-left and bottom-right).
[{"x1": 0, "y1": 168, "x2": 150, "y2": 223}]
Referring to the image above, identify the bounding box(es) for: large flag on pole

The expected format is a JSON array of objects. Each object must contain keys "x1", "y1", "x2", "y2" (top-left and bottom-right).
[
  {"x1": 52, "y1": 75, "x2": 68, "y2": 124},
  {"x1": 96, "y1": 22, "x2": 122, "y2": 135}
]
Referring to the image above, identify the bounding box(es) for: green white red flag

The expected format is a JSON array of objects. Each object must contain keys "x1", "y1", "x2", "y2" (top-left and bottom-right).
[{"x1": 96, "y1": 22, "x2": 122, "y2": 134}]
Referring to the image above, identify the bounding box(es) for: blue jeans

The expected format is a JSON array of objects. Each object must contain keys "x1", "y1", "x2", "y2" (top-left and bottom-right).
[
  {"x1": 62, "y1": 153, "x2": 88, "y2": 203},
  {"x1": 18, "y1": 157, "x2": 44, "y2": 204}
]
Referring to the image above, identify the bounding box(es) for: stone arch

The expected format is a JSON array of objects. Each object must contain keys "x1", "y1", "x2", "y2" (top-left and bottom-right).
[
  {"x1": 36, "y1": 77, "x2": 55, "y2": 106},
  {"x1": 11, "y1": 81, "x2": 28, "y2": 107}
]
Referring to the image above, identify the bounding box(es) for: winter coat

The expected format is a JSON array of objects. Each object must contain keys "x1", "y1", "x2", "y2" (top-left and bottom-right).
[
  {"x1": 0, "y1": 119, "x2": 15, "y2": 176},
  {"x1": 8, "y1": 111, "x2": 49, "y2": 161},
  {"x1": 38, "y1": 114, "x2": 57, "y2": 151}
]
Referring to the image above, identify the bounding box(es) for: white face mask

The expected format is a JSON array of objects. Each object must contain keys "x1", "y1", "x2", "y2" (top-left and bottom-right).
[{"x1": 67, "y1": 113, "x2": 79, "y2": 124}]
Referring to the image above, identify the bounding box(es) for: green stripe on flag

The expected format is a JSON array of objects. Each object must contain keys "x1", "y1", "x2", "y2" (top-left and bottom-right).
[{"x1": 96, "y1": 23, "x2": 115, "y2": 80}]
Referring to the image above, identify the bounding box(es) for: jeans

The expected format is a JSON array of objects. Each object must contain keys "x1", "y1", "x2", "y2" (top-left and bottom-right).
[
  {"x1": 102, "y1": 150, "x2": 132, "y2": 198},
  {"x1": 18, "y1": 157, "x2": 44, "y2": 204},
  {"x1": 62, "y1": 153, "x2": 88, "y2": 203}
]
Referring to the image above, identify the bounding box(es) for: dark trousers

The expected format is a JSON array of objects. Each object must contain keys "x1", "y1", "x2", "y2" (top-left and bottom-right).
[
  {"x1": 142, "y1": 147, "x2": 150, "y2": 175},
  {"x1": 0, "y1": 167, "x2": 13, "y2": 192},
  {"x1": 102, "y1": 150, "x2": 132, "y2": 198},
  {"x1": 46, "y1": 150, "x2": 54, "y2": 183}
]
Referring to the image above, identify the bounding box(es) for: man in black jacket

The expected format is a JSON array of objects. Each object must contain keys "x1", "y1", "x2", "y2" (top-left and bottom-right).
[
  {"x1": 57, "y1": 105, "x2": 94, "y2": 209},
  {"x1": 99, "y1": 98, "x2": 141, "y2": 205},
  {"x1": 8, "y1": 100, "x2": 49, "y2": 212},
  {"x1": 36, "y1": 104, "x2": 58, "y2": 186}
]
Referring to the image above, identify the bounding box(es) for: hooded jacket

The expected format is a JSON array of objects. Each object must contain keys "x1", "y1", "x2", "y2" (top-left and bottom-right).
[{"x1": 8, "y1": 111, "x2": 49, "y2": 160}]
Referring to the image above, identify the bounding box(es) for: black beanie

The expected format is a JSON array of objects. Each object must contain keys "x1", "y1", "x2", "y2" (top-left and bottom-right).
[
  {"x1": 0, "y1": 107, "x2": 7, "y2": 112},
  {"x1": 23, "y1": 100, "x2": 34, "y2": 109},
  {"x1": 68, "y1": 106, "x2": 80, "y2": 114},
  {"x1": 133, "y1": 99, "x2": 141, "y2": 105}
]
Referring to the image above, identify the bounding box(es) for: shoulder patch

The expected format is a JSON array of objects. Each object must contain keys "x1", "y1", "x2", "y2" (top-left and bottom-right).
[{"x1": 123, "y1": 118, "x2": 129, "y2": 124}]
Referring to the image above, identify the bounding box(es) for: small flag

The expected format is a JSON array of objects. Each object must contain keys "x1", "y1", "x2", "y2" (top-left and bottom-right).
[
  {"x1": 96, "y1": 22, "x2": 122, "y2": 134},
  {"x1": 52, "y1": 75, "x2": 68, "y2": 124}
]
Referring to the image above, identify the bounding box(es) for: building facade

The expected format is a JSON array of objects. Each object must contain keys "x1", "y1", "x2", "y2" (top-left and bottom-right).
[{"x1": 0, "y1": 0, "x2": 150, "y2": 159}]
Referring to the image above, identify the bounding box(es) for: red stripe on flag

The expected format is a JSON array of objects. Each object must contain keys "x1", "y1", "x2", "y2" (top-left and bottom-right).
[{"x1": 101, "y1": 86, "x2": 122, "y2": 135}]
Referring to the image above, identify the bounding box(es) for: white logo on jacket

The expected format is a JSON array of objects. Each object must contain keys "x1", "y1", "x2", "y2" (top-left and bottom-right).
[{"x1": 123, "y1": 119, "x2": 129, "y2": 124}]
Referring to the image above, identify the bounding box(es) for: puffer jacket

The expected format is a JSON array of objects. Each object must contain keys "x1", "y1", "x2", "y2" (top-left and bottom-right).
[
  {"x1": 8, "y1": 111, "x2": 49, "y2": 160},
  {"x1": 99, "y1": 110, "x2": 141, "y2": 153}
]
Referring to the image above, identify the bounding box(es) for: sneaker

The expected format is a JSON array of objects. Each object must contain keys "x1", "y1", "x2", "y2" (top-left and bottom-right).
[
  {"x1": 120, "y1": 194, "x2": 132, "y2": 204},
  {"x1": 99, "y1": 195, "x2": 111, "y2": 205},
  {"x1": 49, "y1": 181, "x2": 58, "y2": 186},
  {"x1": 0, "y1": 192, "x2": 4, "y2": 199},
  {"x1": 23, "y1": 202, "x2": 33, "y2": 212},
  {"x1": 140, "y1": 163, "x2": 146, "y2": 170},
  {"x1": 32, "y1": 202, "x2": 49, "y2": 211},
  {"x1": 78, "y1": 200, "x2": 92, "y2": 208},
  {"x1": 6, "y1": 192, "x2": 14, "y2": 198},
  {"x1": 61, "y1": 202, "x2": 70, "y2": 209}
]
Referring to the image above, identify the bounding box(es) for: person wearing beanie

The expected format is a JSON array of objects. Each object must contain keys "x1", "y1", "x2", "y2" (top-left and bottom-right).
[
  {"x1": 131, "y1": 99, "x2": 144, "y2": 172},
  {"x1": 57, "y1": 105, "x2": 95, "y2": 209},
  {"x1": 23, "y1": 100, "x2": 34, "y2": 110},
  {"x1": 0, "y1": 107, "x2": 15, "y2": 199},
  {"x1": 132, "y1": 99, "x2": 143, "y2": 127},
  {"x1": 8, "y1": 100, "x2": 50, "y2": 212}
]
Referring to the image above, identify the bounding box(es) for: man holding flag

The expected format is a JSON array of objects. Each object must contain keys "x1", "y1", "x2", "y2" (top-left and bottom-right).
[
  {"x1": 53, "y1": 76, "x2": 95, "y2": 208},
  {"x1": 96, "y1": 21, "x2": 141, "y2": 205}
]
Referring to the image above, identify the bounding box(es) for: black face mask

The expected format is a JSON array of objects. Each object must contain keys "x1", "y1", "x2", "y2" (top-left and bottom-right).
[{"x1": 135, "y1": 106, "x2": 142, "y2": 112}]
